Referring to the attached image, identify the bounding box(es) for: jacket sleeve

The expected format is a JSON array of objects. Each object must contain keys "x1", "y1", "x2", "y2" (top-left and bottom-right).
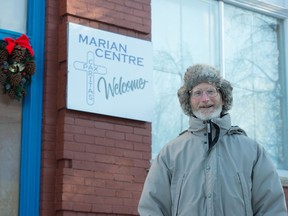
[
  {"x1": 138, "y1": 152, "x2": 172, "y2": 216},
  {"x1": 252, "y1": 145, "x2": 287, "y2": 215}
]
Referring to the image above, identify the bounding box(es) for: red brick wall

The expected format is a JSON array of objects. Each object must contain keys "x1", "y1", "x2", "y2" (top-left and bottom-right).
[
  {"x1": 41, "y1": 0, "x2": 151, "y2": 215},
  {"x1": 55, "y1": 111, "x2": 151, "y2": 215}
]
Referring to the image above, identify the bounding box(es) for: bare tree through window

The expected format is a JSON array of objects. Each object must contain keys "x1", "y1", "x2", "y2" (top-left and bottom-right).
[{"x1": 224, "y1": 4, "x2": 287, "y2": 169}]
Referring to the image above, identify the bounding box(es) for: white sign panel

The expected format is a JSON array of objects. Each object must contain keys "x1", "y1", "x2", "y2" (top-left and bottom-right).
[{"x1": 67, "y1": 22, "x2": 153, "y2": 122}]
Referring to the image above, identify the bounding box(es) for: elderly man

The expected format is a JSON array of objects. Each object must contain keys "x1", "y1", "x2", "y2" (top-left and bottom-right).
[{"x1": 138, "y1": 64, "x2": 287, "y2": 215}]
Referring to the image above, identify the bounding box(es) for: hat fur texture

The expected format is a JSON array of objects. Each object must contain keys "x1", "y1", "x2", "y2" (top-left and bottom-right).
[{"x1": 177, "y1": 64, "x2": 233, "y2": 116}]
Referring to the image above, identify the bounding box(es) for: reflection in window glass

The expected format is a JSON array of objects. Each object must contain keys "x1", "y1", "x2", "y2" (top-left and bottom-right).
[
  {"x1": 224, "y1": 4, "x2": 288, "y2": 169},
  {"x1": 0, "y1": 1, "x2": 27, "y2": 213},
  {"x1": 0, "y1": 0, "x2": 27, "y2": 33},
  {"x1": 0, "y1": 95, "x2": 21, "y2": 216},
  {"x1": 151, "y1": 0, "x2": 219, "y2": 158}
]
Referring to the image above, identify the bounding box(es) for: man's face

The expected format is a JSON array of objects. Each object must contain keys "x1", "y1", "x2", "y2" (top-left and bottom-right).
[{"x1": 190, "y1": 83, "x2": 224, "y2": 120}]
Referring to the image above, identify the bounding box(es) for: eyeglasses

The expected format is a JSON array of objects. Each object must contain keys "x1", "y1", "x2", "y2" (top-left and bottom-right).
[{"x1": 189, "y1": 88, "x2": 219, "y2": 99}]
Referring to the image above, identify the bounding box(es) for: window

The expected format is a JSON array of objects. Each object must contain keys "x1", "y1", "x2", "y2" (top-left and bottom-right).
[
  {"x1": 152, "y1": 0, "x2": 220, "y2": 158},
  {"x1": 0, "y1": 0, "x2": 28, "y2": 33},
  {"x1": 0, "y1": 97, "x2": 21, "y2": 216},
  {"x1": 0, "y1": 1, "x2": 27, "y2": 215},
  {"x1": 152, "y1": 0, "x2": 288, "y2": 171},
  {"x1": 224, "y1": 3, "x2": 288, "y2": 169}
]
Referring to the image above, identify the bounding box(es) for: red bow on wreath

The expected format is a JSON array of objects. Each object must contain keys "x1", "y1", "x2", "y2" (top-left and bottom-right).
[{"x1": 4, "y1": 34, "x2": 34, "y2": 57}]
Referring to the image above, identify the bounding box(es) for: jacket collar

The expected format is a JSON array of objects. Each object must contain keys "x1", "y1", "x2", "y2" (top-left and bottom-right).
[{"x1": 188, "y1": 113, "x2": 232, "y2": 133}]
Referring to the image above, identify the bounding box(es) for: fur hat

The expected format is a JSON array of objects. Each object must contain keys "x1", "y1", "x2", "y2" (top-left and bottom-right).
[{"x1": 177, "y1": 63, "x2": 233, "y2": 116}]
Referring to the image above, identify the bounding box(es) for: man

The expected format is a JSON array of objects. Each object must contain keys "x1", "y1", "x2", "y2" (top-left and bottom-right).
[{"x1": 138, "y1": 64, "x2": 287, "y2": 215}]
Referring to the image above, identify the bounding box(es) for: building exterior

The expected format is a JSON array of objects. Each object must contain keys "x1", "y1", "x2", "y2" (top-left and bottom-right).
[{"x1": 0, "y1": 0, "x2": 287, "y2": 216}]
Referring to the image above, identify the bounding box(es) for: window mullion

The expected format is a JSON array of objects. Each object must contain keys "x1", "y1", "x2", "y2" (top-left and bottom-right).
[{"x1": 218, "y1": 0, "x2": 225, "y2": 77}]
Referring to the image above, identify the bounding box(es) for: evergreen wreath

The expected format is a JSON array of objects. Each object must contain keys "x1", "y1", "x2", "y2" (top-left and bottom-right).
[{"x1": 0, "y1": 34, "x2": 36, "y2": 100}]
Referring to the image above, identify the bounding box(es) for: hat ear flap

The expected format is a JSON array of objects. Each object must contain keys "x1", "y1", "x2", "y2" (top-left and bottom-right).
[
  {"x1": 177, "y1": 86, "x2": 193, "y2": 116},
  {"x1": 219, "y1": 79, "x2": 233, "y2": 113}
]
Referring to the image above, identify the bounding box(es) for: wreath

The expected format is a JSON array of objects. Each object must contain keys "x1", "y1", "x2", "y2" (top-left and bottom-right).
[{"x1": 0, "y1": 34, "x2": 36, "y2": 100}]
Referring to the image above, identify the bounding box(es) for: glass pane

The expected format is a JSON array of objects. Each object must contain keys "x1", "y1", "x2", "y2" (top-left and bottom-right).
[
  {"x1": 258, "y1": 0, "x2": 287, "y2": 8},
  {"x1": 0, "y1": 95, "x2": 21, "y2": 216},
  {"x1": 0, "y1": 0, "x2": 28, "y2": 33},
  {"x1": 224, "y1": 4, "x2": 287, "y2": 169},
  {"x1": 152, "y1": 0, "x2": 219, "y2": 158}
]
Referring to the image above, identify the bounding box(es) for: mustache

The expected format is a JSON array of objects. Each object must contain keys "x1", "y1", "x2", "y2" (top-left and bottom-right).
[{"x1": 199, "y1": 104, "x2": 214, "y2": 108}]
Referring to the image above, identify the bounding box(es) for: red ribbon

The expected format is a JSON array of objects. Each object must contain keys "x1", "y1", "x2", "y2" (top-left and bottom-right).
[{"x1": 4, "y1": 34, "x2": 34, "y2": 57}]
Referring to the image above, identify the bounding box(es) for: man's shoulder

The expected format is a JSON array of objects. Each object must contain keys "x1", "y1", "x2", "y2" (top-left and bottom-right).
[
  {"x1": 163, "y1": 129, "x2": 191, "y2": 149},
  {"x1": 227, "y1": 125, "x2": 247, "y2": 136}
]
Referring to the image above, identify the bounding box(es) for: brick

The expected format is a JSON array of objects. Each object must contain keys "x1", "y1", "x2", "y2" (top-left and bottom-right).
[
  {"x1": 85, "y1": 178, "x2": 106, "y2": 188},
  {"x1": 105, "y1": 146, "x2": 123, "y2": 157},
  {"x1": 114, "y1": 140, "x2": 134, "y2": 150},
  {"x1": 62, "y1": 175, "x2": 85, "y2": 185},
  {"x1": 94, "y1": 137, "x2": 115, "y2": 147},
  {"x1": 123, "y1": 182, "x2": 143, "y2": 192},
  {"x1": 92, "y1": 204, "x2": 113, "y2": 213},
  {"x1": 134, "y1": 127, "x2": 151, "y2": 136},
  {"x1": 56, "y1": 201, "x2": 75, "y2": 212},
  {"x1": 73, "y1": 151, "x2": 95, "y2": 162},
  {"x1": 85, "y1": 144, "x2": 106, "y2": 154},
  {"x1": 94, "y1": 171, "x2": 114, "y2": 180},
  {"x1": 112, "y1": 205, "x2": 136, "y2": 215},
  {"x1": 75, "y1": 118, "x2": 95, "y2": 127},
  {"x1": 123, "y1": 197, "x2": 139, "y2": 207},
  {"x1": 116, "y1": 190, "x2": 133, "y2": 198},
  {"x1": 133, "y1": 158, "x2": 150, "y2": 168},
  {"x1": 94, "y1": 153, "x2": 116, "y2": 164},
  {"x1": 62, "y1": 192, "x2": 85, "y2": 202},
  {"x1": 63, "y1": 141, "x2": 85, "y2": 152},
  {"x1": 64, "y1": 124, "x2": 85, "y2": 134},
  {"x1": 113, "y1": 174, "x2": 134, "y2": 182},
  {"x1": 72, "y1": 160, "x2": 96, "y2": 171},
  {"x1": 134, "y1": 142, "x2": 150, "y2": 152},
  {"x1": 124, "y1": 1, "x2": 143, "y2": 10},
  {"x1": 114, "y1": 124, "x2": 133, "y2": 133},
  {"x1": 94, "y1": 187, "x2": 116, "y2": 197},
  {"x1": 83, "y1": 194, "x2": 103, "y2": 204},
  {"x1": 64, "y1": 116, "x2": 75, "y2": 125},
  {"x1": 123, "y1": 150, "x2": 143, "y2": 159},
  {"x1": 94, "y1": 121, "x2": 114, "y2": 130},
  {"x1": 58, "y1": 168, "x2": 74, "y2": 176},
  {"x1": 106, "y1": 131, "x2": 125, "y2": 140},
  {"x1": 74, "y1": 134, "x2": 95, "y2": 144},
  {"x1": 125, "y1": 133, "x2": 142, "y2": 142},
  {"x1": 73, "y1": 169, "x2": 94, "y2": 178},
  {"x1": 85, "y1": 127, "x2": 106, "y2": 137},
  {"x1": 72, "y1": 202, "x2": 92, "y2": 212},
  {"x1": 63, "y1": 133, "x2": 74, "y2": 141},
  {"x1": 115, "y1": 157, "x2": 134, "y2": 166}
]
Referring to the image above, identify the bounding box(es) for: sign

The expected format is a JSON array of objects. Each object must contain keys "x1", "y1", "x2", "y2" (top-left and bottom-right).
[{"x1": 67, "y1": 22, "x2": 153, "y2": 122}]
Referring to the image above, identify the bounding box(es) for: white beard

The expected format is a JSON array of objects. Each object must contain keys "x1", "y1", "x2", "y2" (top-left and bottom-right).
[{"x1": 193, "y1": 106, "x2": 222, "y2": 120}]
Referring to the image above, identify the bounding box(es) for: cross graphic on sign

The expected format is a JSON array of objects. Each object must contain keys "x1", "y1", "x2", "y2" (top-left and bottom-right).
[{"x1": 73, "y1": 51, "x2": 107, "y2": 105}]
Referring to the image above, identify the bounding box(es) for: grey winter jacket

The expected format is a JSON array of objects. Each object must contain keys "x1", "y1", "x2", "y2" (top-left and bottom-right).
[{"x1": 138, "y1": 114, "x2": 287, "y2": 216}]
